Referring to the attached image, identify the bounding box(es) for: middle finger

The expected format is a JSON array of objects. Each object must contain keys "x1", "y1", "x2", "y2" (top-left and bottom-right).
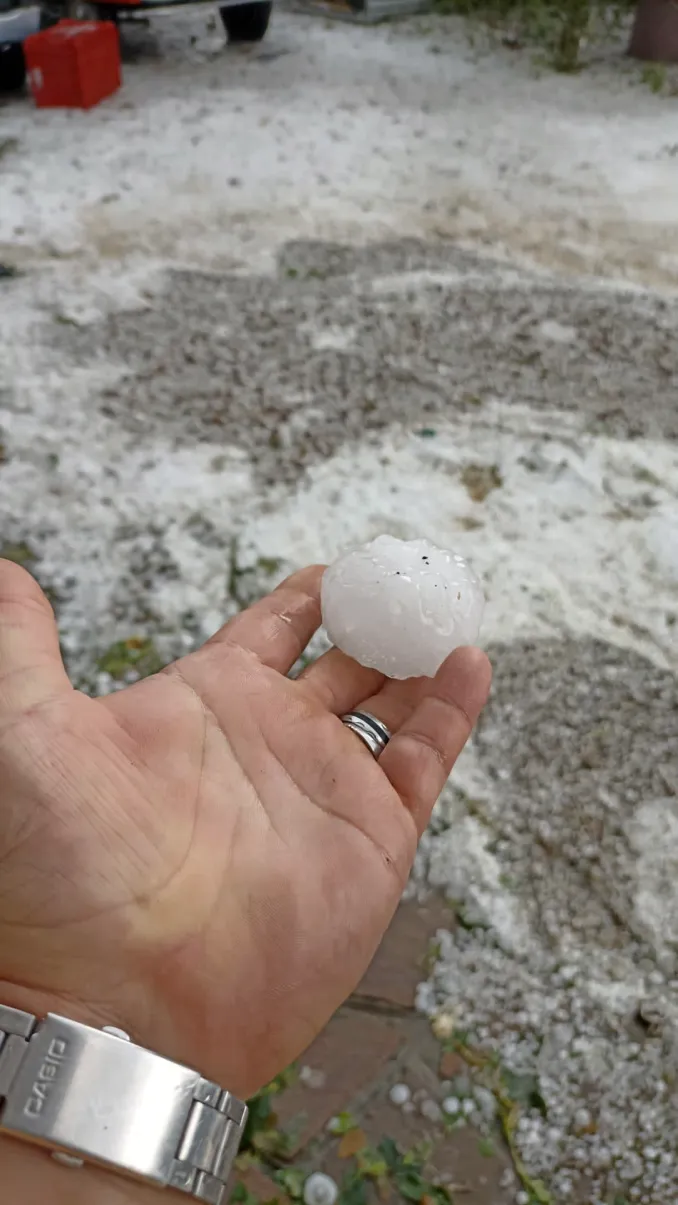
[
  {"x1": 297, "y1": 646, "x2": 384, "y2": 714},
  {"x1": 298, "y1": 648, "x2": 430, "y2": 731}
]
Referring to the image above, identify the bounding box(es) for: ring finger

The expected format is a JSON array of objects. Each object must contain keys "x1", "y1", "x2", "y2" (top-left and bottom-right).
[
  {"x1": 341, "y1": 648, "x2": 492, "y2": 834},
  {"x1": 348, "y1": 674, "x2": 430, "y2": 735}
]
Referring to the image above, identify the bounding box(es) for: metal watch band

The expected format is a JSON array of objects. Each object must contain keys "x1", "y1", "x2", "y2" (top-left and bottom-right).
[{"x1": 0, "y1": 1004, "x2": 247, "y2": 1204}]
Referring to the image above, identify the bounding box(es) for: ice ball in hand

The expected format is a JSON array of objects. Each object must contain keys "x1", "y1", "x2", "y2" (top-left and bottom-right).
[{"x1": 321, "y1": 535, "x2": 484, "y2": 680}]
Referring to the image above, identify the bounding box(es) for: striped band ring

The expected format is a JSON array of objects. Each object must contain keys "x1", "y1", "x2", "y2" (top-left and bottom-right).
[{"x1": 341, "y1": 711, "x2": 392, "y2": 759}]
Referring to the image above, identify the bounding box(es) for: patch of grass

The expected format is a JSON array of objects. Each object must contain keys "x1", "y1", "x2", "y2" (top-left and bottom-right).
[
  {"x1": 231, "y1": 1185, "x2": 260, "y2": 1205},
  {"x1": 641, "y1": 62, "x2": 667, "y2": 94},
  {"x1": 500, "y1": 1068, "x2": 547, "y2": 1117},
  {"x1": 632, "y1": 464, "x2": 661, "y2": 486},
  {"x1": 0, "y1": 540, "x2": 35, "y2": 567},
  {"x1": 461, "y1": 463, "x2": 503, "y2": 503},
  {"x1": 387, "y1": 1138, "x2": 452, "y2": 1205},
  {"x1": 238, "y1": 1067, "x2": 462, "y2": 1205},
  {"x1": 328, "y1": 1111, "x2": 361, "y2": 1135},
  {"x1": 423, "y1": 937, "x2": 442, "y2": 975},
  {"x1": 338, "y1": 1171, "x2": 368, "y2": 1205},
  {"x1": 257, "y1": 556, "x2": 285, "y2": 576},
  {"x1": 447, "y1": 899, "x2": 490, "y2": 933},
  {"x1": 241, "y1": 1065, "x2": 300, "y2": 1160},
  {"x1": 438, "y1": 1035, "x2": 551, "y2": 1202},
  {"x1": 337, "y1": 1137, "x2": 453, "y2": 1205},
  {"x1": 227, "y1": 538, "x2": 285, "y2": 610},
  {"x1": 435, "y1": 0, "x2": 635, "y2": 71},
  {"x1": 53, "y1": 311, "x2": 81, "y2": 327},
  {"x1": 273, "y1": 1168, "x2": 306, "y2": 1200},
  {"x1": 242, "y1": 1076, "x2": 455, "y2": 1205},
  {"x1": 283, "y1": 264, "x2": 327, "y2": 281},
  {"x1": 0, "y1": 137, "x2": 19, "y2": 159},
  {"x1": 496, "y1": 1087, "x2": 551, "y2": 1202},
  {"x1": 97, "y1": 636, "x2": 164, "y2": 681},
  {"x1": 498, "y1": 872, "x2": 517, "y2": 889}
]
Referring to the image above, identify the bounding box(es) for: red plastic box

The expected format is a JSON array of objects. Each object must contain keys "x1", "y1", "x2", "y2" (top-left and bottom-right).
[{"x1": 24, "y1": 20, "x2": 121, "y2": 110}]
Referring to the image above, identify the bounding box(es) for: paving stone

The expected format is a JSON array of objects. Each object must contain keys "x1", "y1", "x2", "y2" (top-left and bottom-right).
[
  {"x1": 232, "y1": 1164, "x2": 292, "y2": 1205},
  {"x1": 274, "y1": 1008, "x2": 406, "y2": 1157},
  {"x1": 255, "y1": 896, "x2": 514, "y2": 1204},
  {"x1": 315, "y1": 1049, "x2": 515, "y2": 1205},
  {"x1": 438, "y1": 1049, "x2": 467, "y2": 1081},
  {"x1": 426, "y1": 1126, "x2": 516, "y2": 1205},
  {"x1": 355, "y1": 899, "x2": 452, "y2": 1011}
]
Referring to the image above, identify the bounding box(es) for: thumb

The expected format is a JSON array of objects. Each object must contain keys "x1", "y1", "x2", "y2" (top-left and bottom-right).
[{"x1": 0, "y1": 559, "x2": 71, "y2": 717}]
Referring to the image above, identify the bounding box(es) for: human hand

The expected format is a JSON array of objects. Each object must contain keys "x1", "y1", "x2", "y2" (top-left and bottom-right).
[{"x1": 0, "y1": 559, "x2": 491, "y2": 1099}]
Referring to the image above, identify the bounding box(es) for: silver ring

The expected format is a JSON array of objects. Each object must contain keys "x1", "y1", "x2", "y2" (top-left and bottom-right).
[{"x1": 341, "y1": 711, "x2": 392, "y2": 759}]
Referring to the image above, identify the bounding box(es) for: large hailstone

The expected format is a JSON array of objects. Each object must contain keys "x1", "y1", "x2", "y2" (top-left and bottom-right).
[{"x1": 321, "y1": 535, "x2": 484, "y2": 680}]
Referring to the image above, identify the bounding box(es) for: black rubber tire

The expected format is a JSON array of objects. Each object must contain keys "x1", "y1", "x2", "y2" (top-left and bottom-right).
[
  {"x1": 66, "y1": 0, "x2": 115, "y2": 18},
  {"x1": 44, "y1": 0, "x2": 117, "y2": 20},
  {"x1": 0, "y1": 42, "x2": 25, "y2": 92},
  {"x1": 219, "y1": 1, "x2": 271, "y2": 42}
]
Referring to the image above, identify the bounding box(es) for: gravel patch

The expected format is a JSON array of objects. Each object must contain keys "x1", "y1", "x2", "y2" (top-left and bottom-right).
[
  {"x1": 51, "y1": 240, "x2": 678, "y2": 490},
  {"x1": 2, "y1": 237, "x2": 677, "y2": 689},
  {"x1": 414, "y1": 638, "x2": 678, "y2": 1204}
]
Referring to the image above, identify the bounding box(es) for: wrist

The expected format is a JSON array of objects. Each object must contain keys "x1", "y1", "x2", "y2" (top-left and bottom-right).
[
  {"x1": 0, "y1": 973, "x2": 255, "y2": 1100},
  {"x1": 0, "y1": 992, "x2": 248, "y2": 1205},
  {"x1": 0, "y1": 976, "x2": 153, "y2": 1052},
  {"x1": 0, "y1": 1000, "x2": 169, "y2": 1205},
  {"x1": 1, "y1": 1133, "x2": 167, "y2": 1205}
]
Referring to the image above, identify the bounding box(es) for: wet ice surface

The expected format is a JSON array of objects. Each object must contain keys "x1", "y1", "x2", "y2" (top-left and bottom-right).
[{"x1": 321, "y1": 535, "x2": 484, "y2": 679}]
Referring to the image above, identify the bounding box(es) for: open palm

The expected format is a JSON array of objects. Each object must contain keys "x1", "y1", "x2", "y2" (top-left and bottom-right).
[{"x1": 0, "y1": 559, "x2": 490, "y2": 1097}]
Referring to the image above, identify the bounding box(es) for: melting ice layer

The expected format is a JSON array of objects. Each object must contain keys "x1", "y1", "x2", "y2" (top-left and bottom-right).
[{"x1": 321, "y1": 534, "x2": 485, "y2": 679}]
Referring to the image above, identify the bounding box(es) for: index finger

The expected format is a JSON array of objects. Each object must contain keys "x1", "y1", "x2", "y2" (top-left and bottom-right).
[
  {"x1": 205, "y1": 565, "x2": 326, "y2": 674},
  {"x1": 0, "y1": 559, "x2": 71, "y2": 717}
]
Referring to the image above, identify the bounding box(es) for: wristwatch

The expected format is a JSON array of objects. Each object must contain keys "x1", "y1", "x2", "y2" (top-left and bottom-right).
[{"x1": 0, "y1": 1004, "x2": 248, "y2": 1203}]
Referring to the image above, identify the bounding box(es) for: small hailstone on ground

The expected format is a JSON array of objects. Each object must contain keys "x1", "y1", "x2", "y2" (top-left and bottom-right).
[
  {"x1": 299, "y1": 1065, "x2": 327, "y2": 1089},
  {"x1": 303, "y1": 1173, "x2": 339, "y2": 1205},
  {"x1": 431, "y1": 1010, "x2": 457, "y2": 1041},
  {"x1": 474, "y1": 1086, "x2": 497, "y2": 1120},
  {"x1": 420, "y1": 1098, "x2": 443, "y2": 1122},
  {"x1": 442, "y1": 1095, "x2": 461, "y2": 1115},
  {"x1": 450, "y1": 1073, "x2": 471, "y2": 1096},
  {"x1": 389, "y1": 1083, "x2": 412, "y2": 1106},
  {"x1": 321, "y1": 535, "x2": 484, "y2": 680}
]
